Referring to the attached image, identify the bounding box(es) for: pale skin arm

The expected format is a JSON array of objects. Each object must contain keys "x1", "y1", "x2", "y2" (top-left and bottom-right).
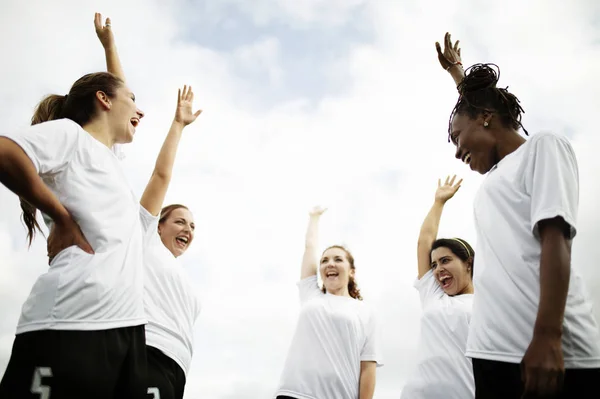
[
  {"x1": 139, "y1": 86, "x2": 202, "y2": 216},
  {"x1": 300, "y1": 206, "x2": 327, "y2": 279},
  {"x1": 417, "y1": 175, "x2": 462, "y2": 278},
  {"x1": 435, "y1": 32, "x2": 465, "y2": 88},
  {"x1": 0, "y1": 138, "x2": 93, "y2": 255},
  {"x1": 95, "y1": 13, "x2": 125, "y2": 81},
  {"x1": 359, "y1": 361, "x2": 377, "y2": 399}
]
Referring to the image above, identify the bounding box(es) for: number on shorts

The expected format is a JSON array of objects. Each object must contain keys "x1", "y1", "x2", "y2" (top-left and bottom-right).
[
  {"x1": 148, "y1": 387, "x2": 161, "y2": 398},
  {"x1": 30, "y1": 367, "x2": 53, "y2": 399}
]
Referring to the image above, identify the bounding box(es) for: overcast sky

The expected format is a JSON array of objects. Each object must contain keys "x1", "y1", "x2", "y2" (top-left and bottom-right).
[{"x1": 1, "y1": 0, "x2": 599, "y2": 397}]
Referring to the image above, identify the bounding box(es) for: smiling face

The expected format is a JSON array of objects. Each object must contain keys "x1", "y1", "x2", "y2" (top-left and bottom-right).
[
  {"x1": 431, "y1": 246, "x2": 472, "y2": 296},
  {"x1": 104, "y1": 84, "x2": 144, "y2": 144},
  {"x1": 320, "y1": 247, "x2": 354, "y2": 296},
  {"x1": 450, "y1": 112, "x2": 499, "y2": 175},
  {"x1": 158, "y1": 207, "x2": 195, "y2": 258}
]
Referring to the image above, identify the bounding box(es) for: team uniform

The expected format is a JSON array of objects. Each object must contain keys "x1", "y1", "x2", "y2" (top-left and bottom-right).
[
  {"x1": 401, "y1": 269, "x2": 474, "y2": 398},
  {"x1": 468, "y1": 131, "x2": 600, "y2": 398},
  {"x1": 275, "y1": 275, "x2": 383, "y2": 399},
  {"x1": 0, "y1": 119, "x2": 157, "y2": 399},
  {"x1": 142, "y1": 210, "x2": 201, "y2": 399}
]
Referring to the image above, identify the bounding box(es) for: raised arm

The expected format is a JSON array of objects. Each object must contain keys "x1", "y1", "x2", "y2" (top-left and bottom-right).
[
  {"x1": 94, "y1": 13, "x2": 125, "y2": 81},
  {"x1": 300, "y1": 206, "x2": 327, "y2": 279},
  {"x1": 435, "y1": 32, "x2": 465, "y2": 88},
  {"x1": 0, "y1": 138, "x2": 93, "y2": 255},
  {"x1": 417, "y1": 175, "x2": 462, "y2": 278},
  {"x1": 139, "y1": 86, "x2": 202, "y2": 216}
]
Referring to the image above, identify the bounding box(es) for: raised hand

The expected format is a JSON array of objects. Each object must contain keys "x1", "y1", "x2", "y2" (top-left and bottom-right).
[
  {"x1": 94, "y1": 12, "x2": 114, "y2": 50},
  {"x1": 309, "y1": 206, "x2": 327, "y2": 218},
  {"x1": 435, "y1": 175, "x2": 462, "y2": 204},
  {"x1": 435, "y1": 32, "x2": 462, "y2": 72},
  {"x1": 174, "y1": 85, "x2": 202, "y2": 127}
]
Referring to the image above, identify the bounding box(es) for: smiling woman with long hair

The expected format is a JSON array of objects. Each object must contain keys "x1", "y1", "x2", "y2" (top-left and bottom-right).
[{"x1": 274, "y1": 207, "x2": 383, "y2": 399}]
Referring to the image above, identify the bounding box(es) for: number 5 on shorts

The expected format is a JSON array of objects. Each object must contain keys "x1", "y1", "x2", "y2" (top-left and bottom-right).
[
  {"x1": 30, "y1": 367, "x2": 52, "y2": 399},
  {"x1": 148, "y1": 387, "x2": 161, "y2": 398}
]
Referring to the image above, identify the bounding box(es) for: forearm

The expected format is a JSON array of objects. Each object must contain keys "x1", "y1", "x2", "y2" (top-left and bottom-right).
[
  {"x1": 104, "y1": 46, "x2": 125, "y2": 81},
  {"x1": 448, "y1": 65, "x2": 465, "y2": 88},
  {"x1": 359, "y1": 363, "x2": 376, "y2": 399},
  {"x1": 418, "y1": 200, "x2": 445, "y2": 245},
  {"x1": 300, "y1": 215, "x2": 320, "y2": 278},
  {"x1": 152, "y1": 121, "x2": 185, "y2": 180},
  {"x1": 534, "y1": 224, "x2": 571, "y2": 338},
  {"x1": 0, "y1": 140, "x2": 69, "y2": 222}
]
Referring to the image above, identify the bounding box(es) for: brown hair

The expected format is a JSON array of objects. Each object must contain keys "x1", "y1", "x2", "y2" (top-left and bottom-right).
[
  {"x1": 320, "y1": 245, "x2": 363, "y2": 300},
  {"x1": 159, "y1": 204, "x2": 189, "y2": 225},
  {"x1": 431, "y1": 237, "x2": 475, "y2": 278},
  {"x1": 21, "y1": 72, "x2": 124, "y2": 246}
]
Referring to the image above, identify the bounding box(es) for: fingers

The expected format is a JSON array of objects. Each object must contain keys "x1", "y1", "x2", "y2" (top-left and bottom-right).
[
  {"x1": 448, "y1": 174, "x2": 456, "y2": 185},
  {"x1": 445, "y1": 32, "x2": 452, "y2": 51},
  {"x1": 177, "y1": 88, "x2": 182, "y2": 103},
  {"x1": 455, "y1": 178, "x2": 463, "y2": 188},
  {"x1": 458, "y1": 48, "x2": 461, "y2": 57},
  {"x1": 94, "y1": 12, "x2": 102, "y2": 30},
  {"x1": 454, "y1": 39, "x2": 460, "y2": 52},
  {"x1": 437, "y1": 178, "x2": 441, "y2": 188},
  {"x1": 105, "y1": 17, "x2": 112, "y2": 29},
  {"x1": 187, "y1": 85, "x2": 194, "y2": 101},
  {"x1": 78, "y1": 238, "x2": 95, "y2": 255},
  {"x1": 435, "y1": 41, "x2": 443, "y2": 56},
  {"x1": 193, "y1": 109, "x2": 203, "y2": 118}
]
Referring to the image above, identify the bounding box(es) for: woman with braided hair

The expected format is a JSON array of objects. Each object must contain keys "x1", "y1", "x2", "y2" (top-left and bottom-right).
[
  {"x1": 400, "y1": 174, "x2": 475, "y2": 398},
  {"x1": 438, "y1": 33, "x2": 600, "y2": 398}
]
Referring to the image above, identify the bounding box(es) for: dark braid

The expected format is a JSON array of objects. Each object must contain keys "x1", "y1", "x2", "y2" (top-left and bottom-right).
[{"x1": 448, "y1": 63, "x2": 528, "y2": 141}]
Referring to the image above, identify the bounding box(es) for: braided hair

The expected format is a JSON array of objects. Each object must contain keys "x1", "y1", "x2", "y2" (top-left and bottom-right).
[{"x1": 448, "y1": 63, "x2": 528, "y2": 141}]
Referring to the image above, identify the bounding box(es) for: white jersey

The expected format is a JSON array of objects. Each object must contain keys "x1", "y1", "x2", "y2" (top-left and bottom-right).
[
  {"x1": 401, "y1": 270, "x2": 474, "y2": 398},
  {"x1": 141, "y1": 210, "x2": 201, "y2": 376},
  {"x1": 467, "y1": 131, "x2": 600, "y2": 367},
  {"x1": 1, "y1": 118, "x2": 156, "y2": 333},
  {"x1": 275, "y1": 275, "x2": 383, "y2": 399}
]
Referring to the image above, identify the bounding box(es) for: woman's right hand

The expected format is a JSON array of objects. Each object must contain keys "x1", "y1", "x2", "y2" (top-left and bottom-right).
[
  {"x1": 309, "y1": 206, "x2": 327, "y2": 218},
  {"x1": 47, "y1": 215, "x2": 94, "y2": 264},
  {"x1": 435, "y1": 175, "x2": 462, "y2": 204},
  {"x1": 435, "y1": 32, "x2": 462, "y2": 72},
  {"x1": 94, "y1": 12, "x2": 115, "y2": 50}
]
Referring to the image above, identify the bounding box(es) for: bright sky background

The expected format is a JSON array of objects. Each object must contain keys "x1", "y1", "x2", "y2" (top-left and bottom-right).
[{"x1": 1, "y1": 0, "x2": 599, "y2": 397}]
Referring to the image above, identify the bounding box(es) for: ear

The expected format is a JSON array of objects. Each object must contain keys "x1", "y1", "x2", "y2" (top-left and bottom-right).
[
  {"x1": 482, "y1": 111, "x2": 493, "y2": 127},
  {"x1": 96, "y1": 91, "x2": 112, "y2": 110},
  {"x1": 350, "y1": 268, "x2": 356, "y2": 278}
]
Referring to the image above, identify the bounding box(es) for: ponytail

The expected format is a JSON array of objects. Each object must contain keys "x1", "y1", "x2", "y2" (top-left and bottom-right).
[{"x1": 31, "y1": 94, "x2": 67, "y2": 125}]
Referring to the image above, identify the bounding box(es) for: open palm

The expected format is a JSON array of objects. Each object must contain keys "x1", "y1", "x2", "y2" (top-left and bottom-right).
[
  {"x1": 94, "y1": 13, "x2": 114, "y2": 49},
  {"x1": 435, "y1": 175, "x2": 463, "y2": 203},
  {"x1": 435, "y1": 32, "x2": 462, "y2": 71},
  {"x1": 175, "y1": 85, "x2": 202, "y2": 126}
]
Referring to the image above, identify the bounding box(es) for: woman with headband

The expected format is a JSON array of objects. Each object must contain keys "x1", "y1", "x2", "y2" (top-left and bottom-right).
[{"x1": 401, "y1": 175, "x2": 475, "y2": 398}]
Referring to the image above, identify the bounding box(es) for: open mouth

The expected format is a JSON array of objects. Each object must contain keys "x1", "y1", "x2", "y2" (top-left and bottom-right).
[
  {"x1": 130, "y1": 118, "x2": 140, "y2": 129},
  {"x1": 325, "y1": 270, "x2": 339, "y2": 279},
  {"x1": 175, "y1": 236, "x2": 189, "y2": 249},
  {"x1": 439, "y1": 275, "x2": 453, "y2": 289},
  {"x1": 462, "y1": 152, "x2": 471, "y2": 165}
]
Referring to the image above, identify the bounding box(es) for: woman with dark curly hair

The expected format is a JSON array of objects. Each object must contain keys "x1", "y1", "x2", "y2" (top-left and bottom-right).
[
  {"x1": 441, "y1": 33, "x2": 600, "y2": 398},
  {"x1": 274, "y1": 207, "x2": 383, "y2": 399}
]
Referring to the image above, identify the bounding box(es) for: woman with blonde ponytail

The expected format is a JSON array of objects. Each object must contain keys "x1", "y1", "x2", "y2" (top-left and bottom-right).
[{"x1": 0, "y1": 14, "x2": 154, "y2": 399}]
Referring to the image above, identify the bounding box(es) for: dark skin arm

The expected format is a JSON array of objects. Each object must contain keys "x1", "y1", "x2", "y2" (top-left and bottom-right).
[
  {"x1": 521, "y1": 216, "x2": 571, "y2": 397},
  {"x1": 0, "y1": 138, "x2": 93, "y2": 255}
]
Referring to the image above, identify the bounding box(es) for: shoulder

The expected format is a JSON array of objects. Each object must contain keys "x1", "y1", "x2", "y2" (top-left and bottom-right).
[{"x1": 527, "y1": 131, "x2": 573, "y2": 151}]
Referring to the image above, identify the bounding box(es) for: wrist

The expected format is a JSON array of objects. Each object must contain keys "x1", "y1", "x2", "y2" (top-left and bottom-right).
[
  {"x1": 533, "y1": 324, "x2": 563, "y2": 340},
  {"x1": 172, "y1": 119, "x2": 186, "y2": 129},
  {"x1": 433, "y1": 199, "x2": 447, "y2": 206}
]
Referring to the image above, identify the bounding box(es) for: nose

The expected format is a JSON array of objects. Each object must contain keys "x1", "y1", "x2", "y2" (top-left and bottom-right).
[
  {"x1": 455, "y1": 145, "x2": 463, "y2": 160},
  {"x1": 136, "y1": 108, "x2": 145, "y2": 119}
]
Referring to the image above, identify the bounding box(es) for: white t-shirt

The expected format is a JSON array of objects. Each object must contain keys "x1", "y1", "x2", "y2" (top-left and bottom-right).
[
  {"x1": 141, "y1": 210, "x2": 202, "y2": 376},
  {"x1": 1, "y1": 118, "x2": 156, "y2": 334},
  {"x1": 467, "y1": 131, "x2": 600, "y2": 367},
  {"x1": 275, "y1": 275, "x2": 383, "y2": 399},
  {"x1": 400, "y1": 270, "x2": 474, "y2": 399}
]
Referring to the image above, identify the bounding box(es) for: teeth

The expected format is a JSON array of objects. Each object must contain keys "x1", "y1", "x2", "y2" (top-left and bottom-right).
[{"x1": 464, "y1": 153, "x2": 471, "y2": 164}]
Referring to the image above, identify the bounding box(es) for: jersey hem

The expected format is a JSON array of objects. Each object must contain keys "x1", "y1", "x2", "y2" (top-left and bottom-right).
[
  {"x1": 466, "y1": 350, "x2": 600, "y2": 368},
  {"x1": 274, "y1": 389, "x2": 317, "y2": 399},
  {"x1": 16, "y1": 317, "x2": 148, "y2": 335}
]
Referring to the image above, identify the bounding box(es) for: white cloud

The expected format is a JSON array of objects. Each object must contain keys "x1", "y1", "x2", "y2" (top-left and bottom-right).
[{"x1": 0, "y1": 0, "x2": 599, "y2": 397}]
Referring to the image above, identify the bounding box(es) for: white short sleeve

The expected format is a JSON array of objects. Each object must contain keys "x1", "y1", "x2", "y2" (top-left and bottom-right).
[
  {"x1": 361, "y1": 309, "x2": 384, "y2": 366},
  {"x1": 414, "y1": 269, "x2": 444, "y2": 308},
  {"x1": 0, "y1": 119, "x2": 80, "y2": 175},
  {"x1": 524, "y1": 132, "x2": 578, "y2": 240},
  {"x1": 297, "y1": 275, "x2": 322, "y2": 304}
]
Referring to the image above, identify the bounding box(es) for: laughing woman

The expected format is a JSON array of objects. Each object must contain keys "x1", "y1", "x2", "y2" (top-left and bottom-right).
[
  {"x1": 401, "y1": 175, "x2": 475, "y2": 398},
  {"x1": 274, "y1": 207, "x2": 383, "y2": 399},
  {"x1": 95, "y1": 14, "x2": 202, "y2": 399}
]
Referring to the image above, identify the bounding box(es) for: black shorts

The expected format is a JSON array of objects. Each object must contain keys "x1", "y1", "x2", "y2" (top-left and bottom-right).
[
  {"x1": 472, "y1": 358, "x2": 600, "y2": 399},
  {"x1": 146, "y1": 346, "x2": 186, "y2": 399},
  {"x1": 0, "y1": 325, "x2": 147, "y2": 399}
]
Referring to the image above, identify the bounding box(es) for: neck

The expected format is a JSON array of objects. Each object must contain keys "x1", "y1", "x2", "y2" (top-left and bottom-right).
[
  {"x1": 326, "y1": 285, "x2": 351, "y2": 297},
  {"x1": 82, "y1": 120, "x2": 115, "y2": 148},
  {"x1": 458, "y1": 281, "x2": 474, "y2": 295},
  {"x1": 495, "y1": 128, "x2": 526, "y2": 163}
]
